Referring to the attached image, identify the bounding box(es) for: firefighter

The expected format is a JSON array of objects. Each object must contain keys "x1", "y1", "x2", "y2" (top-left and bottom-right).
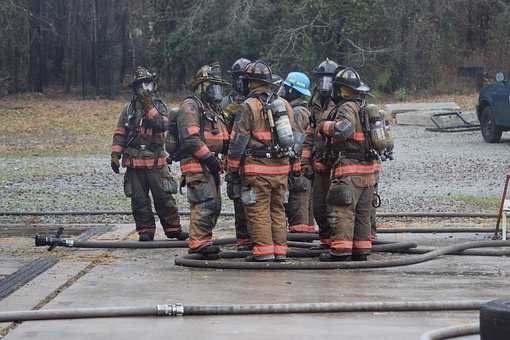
[
  {"x1": 222, "y1": 58, "x2": 252, "y2": 250},
  {"x1": 278, "y1": 72, "x2": 315, "y2": 233},
  {"x1": 177, "y1": 62, "x2": 230, "y2": 257},
  {"x1": 227, "y1": 60, "x2": 297, "y2": 262},
  {"x1": 302, "y1": 58, "x2": 341, "y2": 247},
  {"x1": 316, "y1": 67, "x2": 381, "y2": 262},
  {"x1": 111, "y1": 66, "x2": 186, "y2": 241}
]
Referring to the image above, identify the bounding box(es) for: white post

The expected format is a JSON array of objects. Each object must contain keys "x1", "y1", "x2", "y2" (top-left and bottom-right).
[{"x1": 502, "y1": 199, "x2": 510, "y2": 241}]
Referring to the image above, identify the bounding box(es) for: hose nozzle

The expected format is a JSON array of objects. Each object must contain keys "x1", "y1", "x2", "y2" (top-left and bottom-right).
[{"x1": 34, "y1": 227, "x2": 66, "y2": 251}]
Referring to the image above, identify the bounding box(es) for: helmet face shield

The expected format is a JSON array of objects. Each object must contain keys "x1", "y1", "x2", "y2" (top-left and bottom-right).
[
  {"x1": 205, "y1": 83, "x2": 223, "y2": 103},
  {"x1": 318, "y1": 76, "x2": 333, "y2": 97}
]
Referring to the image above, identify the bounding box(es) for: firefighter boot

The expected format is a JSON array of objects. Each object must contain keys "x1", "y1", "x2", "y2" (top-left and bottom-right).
[
  {"x1": 245, "y1": 254, "x2": 275, "y2": 262},
  {"x1": 139, "y1": 233, "x2": 154, "y2": 242},
  {"x1": 166, "y1": 230, "x2": 189, "y2": 240},
  {"x1": 189, "y1": 244, "x2": 221, "y2": 260},
  {"x1": 318, "y1": 253, "x2": 352, "y2": 262}
]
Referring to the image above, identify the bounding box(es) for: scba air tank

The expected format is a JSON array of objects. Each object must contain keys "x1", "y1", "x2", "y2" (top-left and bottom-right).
[
  {"x1": 271, "y1": 98, "x2": 294, "y2": 148},
  {"x1": 365, "y1": 104, "x2": 386, "y2": 153}
]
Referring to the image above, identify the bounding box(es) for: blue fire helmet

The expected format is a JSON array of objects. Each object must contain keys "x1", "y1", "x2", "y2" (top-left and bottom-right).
[{"x1": 282, "y1": 72, "x2": 311, "y2": 97}]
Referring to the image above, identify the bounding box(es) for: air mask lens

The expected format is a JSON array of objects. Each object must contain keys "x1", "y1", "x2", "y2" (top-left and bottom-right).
[
  {"x1": 235, "y1": 78, "x2": 244, "y2": 93},
  {"x1": 142, "y1": 81, "x2": 154, "y2": 92},
  {"x1": 207, "y1": 84, "x2": 223, "y2": 102},
  {"x1": 319, "y1": 76, "x2": 333, "y2": 92}
]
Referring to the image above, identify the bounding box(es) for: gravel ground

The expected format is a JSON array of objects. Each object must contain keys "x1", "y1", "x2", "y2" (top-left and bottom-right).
[
  {"x1": 382, "y1": 125, "x2": 510, "y2": 211},
  {"x1": 1, "y1": 125, "x2": 509, "y2": 224}
]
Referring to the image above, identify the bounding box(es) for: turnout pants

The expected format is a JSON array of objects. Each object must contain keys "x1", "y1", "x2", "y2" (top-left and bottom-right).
[
  {"x1": 286, "y1": 175, "x2": 315, "y2": 233},
  {"x1": 124, "y1": 166, "x2": 181, "y2": 238},
  {"x1": 326, "y1": 175, "x2": 373, "y2": 256},
  {"x1": 242, "y1": 174, "x2": 288, "y2": 258},
  {"x1": 234, "y1": 198, "x2": 250, "y2": 247},
  {"x1": 186, "y1": 172, "x2": 221, "y2": 252},
  {"x1": 370, "y1": 205, "x2": 377, "y2": 240},
  {"x1": 313, "y1": 171, "x2": 333, "y2": 246}
]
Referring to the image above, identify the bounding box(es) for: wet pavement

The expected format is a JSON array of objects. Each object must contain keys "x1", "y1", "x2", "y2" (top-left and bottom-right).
[{"x1": 1, "y1": 224, "x2": 508, "y2": 339}]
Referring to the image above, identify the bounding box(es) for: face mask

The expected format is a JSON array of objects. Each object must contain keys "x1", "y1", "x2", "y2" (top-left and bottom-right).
[
  {"x1": 137, "y1": 81, "x2": 154, "y2": 96},
  {"x1": 233, "y1": 76, "x2": 247, "y2": 96},
  {"x1": 206, "y1": 83, "x2": 223, "y2": 103},
  {"x1": 278, "y1": 85, "x2": 300, "y2": 102},
  {"x1": 318, "y1": 76, "x2": 333, "y2": 97}
]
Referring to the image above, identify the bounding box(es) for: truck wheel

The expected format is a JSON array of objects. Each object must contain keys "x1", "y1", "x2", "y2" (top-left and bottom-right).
[
  {"x1": 480, "y1": 299, "x2": 510, "y2": 340},
  {"x1": 481, "y1": 106, "x2": 502, "y2": 143}
]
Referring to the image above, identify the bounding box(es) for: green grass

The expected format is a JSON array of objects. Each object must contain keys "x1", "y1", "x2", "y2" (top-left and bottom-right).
[{"x1": 448, "y1": 194, "x2": 500, "y2": 210}]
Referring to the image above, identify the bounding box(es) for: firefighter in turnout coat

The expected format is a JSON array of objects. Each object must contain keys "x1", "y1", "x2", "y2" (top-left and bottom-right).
[
  {"x1": 111, "y1": 66, "x2": 186, "y2": 241},
  {"x1": 316, "y1": 68, "x2": 381, "y2": 262},
  {"x1": 302, "y1": 59, "x2": 341, "y2": 247},
  {"x1": 177, "y1": 63, "x2": 230, "y2": 257},
  {"x1": 222, "y1": 58, "x2": 253, "y2": 250},
  {"x1": 278, "y1": 72, "x2": 315, "y2": 233},
  {"x1": 227, "y1": 60, "x2": 299, "y2": 262}
]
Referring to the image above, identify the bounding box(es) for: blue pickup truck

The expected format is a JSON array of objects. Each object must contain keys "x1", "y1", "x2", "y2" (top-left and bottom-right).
[{"x1": 477, "y1": 72, "x2": 510, "y2": 143}]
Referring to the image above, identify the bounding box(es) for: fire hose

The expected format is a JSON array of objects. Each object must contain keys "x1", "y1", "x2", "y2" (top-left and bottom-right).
[
  {"x1": 0, "y1": 300, "x2": 486, "y2": 322},
  {"x1": 174, "y1": 240, "x2": 510, "y2": 270},
  {"x1": 420, "y1": 323, "x2": 479, "y2": 340},
  {"x1": 34, "y1": 230, "x2": 510, "y2": 258},
  {"x1": 34, "y1": 235, "x2": 236, "y2": 249}
]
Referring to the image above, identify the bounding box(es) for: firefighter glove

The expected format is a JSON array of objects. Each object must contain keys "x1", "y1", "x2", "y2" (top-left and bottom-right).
[
  {"x1": 301, "y1": 162, "x2": 314, "y2": 181},
  {"x1": 111, "y1": 152, "x2": 121, "y2": 174},
  {"x1": 201, "y1": 154, "x2": 222, "y2": 175}
]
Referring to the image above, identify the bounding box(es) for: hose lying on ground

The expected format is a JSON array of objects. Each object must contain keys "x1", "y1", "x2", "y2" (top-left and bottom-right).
[
  {"x1": 32, "y1": 227, "x2": 498, "y2": 250},
  {"x1": 33, "y1": 232, "x2": 413, "y2": 253},
  {"x1": 420, "y1": 323, "x2": 479, "y2": 340},
  {"x1": 174, "y1": 240, "x2": 510, "y2": 270},
  {"x1": 0, "y1": 300, "x2": 487, "y2": 322},
  {"x1": 376, "y1": 227, "x2": 495, "y2": 234},
  {"x1": 34, "y1": 236, "x2": 236, "y2": 249},
  {"x1": 404, "y1": 247, "x2": 510, "y2": 257},
  {"x1": 287, "y1": 227, "x2": 497, "y2": 242},
  {"x1": 218, "y1": 241, "x2": 418, "y2": 258},
  {"x1": 35, "y1": 231, "x2": 509, "y2": 257}
]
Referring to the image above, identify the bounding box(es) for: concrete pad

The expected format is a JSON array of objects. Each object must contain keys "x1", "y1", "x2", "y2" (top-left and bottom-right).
[
  {"x1": 0, "y1": 256, "x2": 31, "y2": 277},
  {"x1": 4, "y1": 234, "x2": 508, "y2": 339},
  {"x1": 0, "y1": 260, "x2": 90, "y2": 332},
  {"x1": 0, "y1": 224, "x2": 134, "y2": 334}
]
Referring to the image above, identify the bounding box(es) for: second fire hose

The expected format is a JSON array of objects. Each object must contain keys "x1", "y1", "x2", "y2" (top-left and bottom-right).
[{"x1": 0, "y1": 300, "x2": 487, "y2": 322}]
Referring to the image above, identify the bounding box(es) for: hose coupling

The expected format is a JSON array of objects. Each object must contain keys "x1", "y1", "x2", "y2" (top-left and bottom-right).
[{"x1": 156, "y1": 303, "x2": 184, "y2": 317}]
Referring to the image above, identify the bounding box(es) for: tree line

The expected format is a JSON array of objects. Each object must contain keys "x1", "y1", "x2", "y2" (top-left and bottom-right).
[{"x1": 0, "y1": 0, "x2": 508, "y2": 98}]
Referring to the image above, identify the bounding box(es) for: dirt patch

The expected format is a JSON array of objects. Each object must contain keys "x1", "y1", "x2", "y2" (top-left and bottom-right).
[{"x1": 0, "y1": 92, "x2": 179, "y2": 156}]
